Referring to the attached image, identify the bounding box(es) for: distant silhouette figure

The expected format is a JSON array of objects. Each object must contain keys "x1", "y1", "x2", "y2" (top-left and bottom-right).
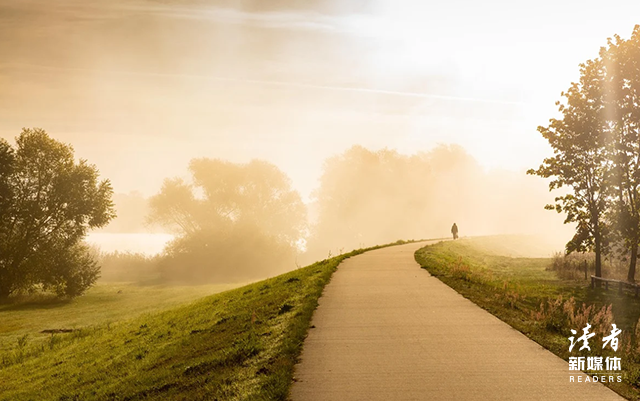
[{"x1": 451, "y1": 223, "x2": 459, "y2": 240}]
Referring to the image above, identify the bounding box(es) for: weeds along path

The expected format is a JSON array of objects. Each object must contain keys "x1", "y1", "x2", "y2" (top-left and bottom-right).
[{"x1": 290, "y1": 242, "x2": 622, "y2": 401}]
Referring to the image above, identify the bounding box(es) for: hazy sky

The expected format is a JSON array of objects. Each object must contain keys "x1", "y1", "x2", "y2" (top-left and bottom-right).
[{"x1": 1, "y1": 0, "x2": 639, "y2": 199}]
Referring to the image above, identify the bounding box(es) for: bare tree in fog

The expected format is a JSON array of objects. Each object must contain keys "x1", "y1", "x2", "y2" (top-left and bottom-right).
[
  {"x1": 148, "y1": 158, "x2": 306, "y2": 283},
  {"x1": 0, "y1": 129, "x2": 115, "y2": 299}
]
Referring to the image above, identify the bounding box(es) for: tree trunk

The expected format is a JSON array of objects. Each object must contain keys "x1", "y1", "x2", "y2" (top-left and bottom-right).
[
  {"x1": 629, "y1": 243, "x2": 638, "y2": 282},
  {"x1": 0, "y1": 281, "x2": 11, "y2": 302},
  {"x1": 594, "y1": 230, "x2": 602, "y2": 279}
]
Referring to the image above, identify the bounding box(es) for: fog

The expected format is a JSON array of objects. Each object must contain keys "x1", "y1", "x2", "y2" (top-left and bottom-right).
[
  {"x1": 88, "y1": 145, "x2": 573, "y2": 283},
  {"x1": 2, "y1": 0, "x2": 638, "y2": 282},
  {"x1": 304, "y1": 144, "x2": 572, "y2": 262}
]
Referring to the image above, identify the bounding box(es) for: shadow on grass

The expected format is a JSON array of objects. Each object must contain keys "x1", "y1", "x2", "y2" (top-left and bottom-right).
[
  {"x1": 583, "y1": 286, "x2": 640, "y2": 328},
  {"x1": 0, "y1": 294, "x2": 72, "y2": 312}
]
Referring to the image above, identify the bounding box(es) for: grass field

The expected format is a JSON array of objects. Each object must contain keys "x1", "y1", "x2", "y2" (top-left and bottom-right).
[
  {"x1": 0, "y1": 241, "x2": 413, "y2": 401},
  {"x1": 0, "y1": 283, "x2": 241, "y2": 354},
  {"x1": 415, "y1": 236, "x2": 640, "y2": 400}
]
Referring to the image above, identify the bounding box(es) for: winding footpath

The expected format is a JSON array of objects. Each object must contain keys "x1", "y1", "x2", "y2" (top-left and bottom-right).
[{"x1": 290, "y1": 241, "x2": 622, "y2": 400}]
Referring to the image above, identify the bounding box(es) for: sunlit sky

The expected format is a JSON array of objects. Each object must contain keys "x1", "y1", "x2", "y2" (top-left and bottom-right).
[{"x1": 1, "y1": 0, "x2": 639, "y2": 200}]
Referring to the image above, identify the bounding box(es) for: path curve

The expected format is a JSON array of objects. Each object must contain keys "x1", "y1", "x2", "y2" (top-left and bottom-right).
[{"x1": 290, "y1": 241, "x2": 622, "y2": 400}]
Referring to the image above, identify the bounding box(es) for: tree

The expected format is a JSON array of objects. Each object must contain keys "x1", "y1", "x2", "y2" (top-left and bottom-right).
[
  {"x1": 307, "y1": 144, "x2": 555, "y2": 262},
  {"x1": 308, "y1": 146, "x2": 432, "y2": 257},
  {"x1": 601, "y1": 26, "x2": 640, "y2": 281},
  {"x1": 0, "y1": 139, "x2": 15, "y2": 218},
  {"x1": 0, "y1": 128, "x2": 115, "y2": 299},
  {"x1": 528, "y1": 57, "x2": 610, "y2": 278},
  {"x1": 148, "y1": 158, "x2": 306, "y2": 282}
]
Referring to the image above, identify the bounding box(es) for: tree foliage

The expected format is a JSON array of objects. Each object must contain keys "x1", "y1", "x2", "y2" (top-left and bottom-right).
[
  {"x1": 308, "y1": 145, "x2": 434, "y2": 257},
  {"x1": 148, "y1": 158, "x2": 306, "y2": 283},
  {"x1": 306, "y1": 144, "x2": 555, "y2": 261},
  {"x1": 530, "y1": 25, "x2": 640, "y2": 280},
  {"x1": 603, "y1": 26, "x2": 640, "y2": 281},
  {"x1": 0, "y1": 128, "x2": 115, "y2": 299},
  {"x1": 528, "y1": 57, "x2": 610, "y2": 277}
]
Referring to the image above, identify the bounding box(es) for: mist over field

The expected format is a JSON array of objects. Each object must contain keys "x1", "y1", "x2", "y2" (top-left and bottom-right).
[
  {"x1": 86, "y1": 143, "x2": 571, "y2": 281},
  {"x1": 305, "y1": 144, "x2": 571, "y2": 260}
]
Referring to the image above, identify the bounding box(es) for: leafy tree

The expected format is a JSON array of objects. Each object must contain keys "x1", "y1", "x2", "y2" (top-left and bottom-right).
[
  {"x1": 602, "y1": 26, "x2": 640, "y2": 281},
  {"x1": 308, "y1": 144, "x2": 555, "y2": 262},
  {"x1": 0, "y1": 139, "x2": 14, "y2": 217},
  {"x1": 148, "y1": 158, "x2": 306, "y2": 282},
  {"x1": 0, "y1": 128, "x2": 115, "y2": 299},
  {"x1": 528, "y1": 57, "x2": 610, "y2": 278},
  {"x1": 308, "y1": 146, "x2": 433, "y2": 257}
]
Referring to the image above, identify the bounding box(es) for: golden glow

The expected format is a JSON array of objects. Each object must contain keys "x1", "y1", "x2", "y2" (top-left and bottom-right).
[{"x1": 0, "y1": 0, "x2": 636, "y2": 250}]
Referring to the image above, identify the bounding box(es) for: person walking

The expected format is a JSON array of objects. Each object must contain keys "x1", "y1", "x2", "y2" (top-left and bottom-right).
[{"x1": 451, "y1": 223, "x2": 459, "y2": 240}]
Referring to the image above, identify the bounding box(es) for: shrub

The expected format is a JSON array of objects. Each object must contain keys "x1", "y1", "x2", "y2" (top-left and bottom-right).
[
  {"x1": 98, "y1": 251, "x2": 160, "y2": 283},
  {"x1": 548, "y1": 252, "x2": 592, "y2": 280},
  {"x1": 549, "y1": 251, "x2": 630, "y2": 281}
]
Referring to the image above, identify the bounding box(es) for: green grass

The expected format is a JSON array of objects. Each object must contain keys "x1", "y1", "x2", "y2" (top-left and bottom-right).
[
  {"x1": 0, "y1": 240, "x2": 414, "y2": 401},
  {"x1": 0, "y1": 283, "x2": 240, "y2": 355},
  {"x1": 454, "y1": 234, "x2": 563, "y2": 258},
  {"x1": 415, "y1": 236, "x2": 640, "y2": 400}
]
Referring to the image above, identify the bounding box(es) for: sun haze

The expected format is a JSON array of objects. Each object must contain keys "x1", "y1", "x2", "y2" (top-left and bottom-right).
[{"x1": 2, "y1": 0, "x2": 638, "y2": 201}]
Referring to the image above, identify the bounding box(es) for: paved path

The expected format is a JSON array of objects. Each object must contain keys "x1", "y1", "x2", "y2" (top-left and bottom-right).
[{"x1": 290, "y1": 241, "x2": 623, "y2": 400}]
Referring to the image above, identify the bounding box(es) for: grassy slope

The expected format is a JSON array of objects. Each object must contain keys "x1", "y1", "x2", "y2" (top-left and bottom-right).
[
  {"x1": 0, "y1": 241, "x2": 413, "y2": 401},
  {"x1": 456, "y1": 234, "x2": 563, "y2": 258},
  {"x1": 0, "y1": 283, "x2": 239, "y2": 354},
  {"x1": 415, "y1": 237, "x2": 640, "y2": 400}
]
